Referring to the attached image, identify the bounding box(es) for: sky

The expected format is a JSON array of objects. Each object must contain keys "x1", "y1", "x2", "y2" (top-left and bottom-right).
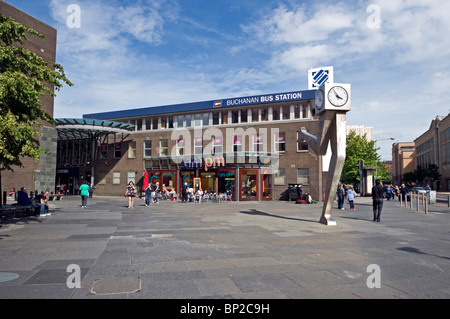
[{"x1": 4, "y1": 0, "x2": 450, "y2": 160}]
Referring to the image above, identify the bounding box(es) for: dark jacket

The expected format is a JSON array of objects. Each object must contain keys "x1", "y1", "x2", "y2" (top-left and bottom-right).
[{"x1": 372, "y1": 184, "x2": 385, "y2": 200}]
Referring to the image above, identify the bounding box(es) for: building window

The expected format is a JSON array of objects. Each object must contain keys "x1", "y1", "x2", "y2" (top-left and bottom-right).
[
  {"x1": 252, "y1": 109, "x2": 259, "y2": 122},
  {"x1": 241, "y1": 109, "x2": 248, "y2": 123},
  {"x1": 232, "y1": 110, "x2": 239, "y2": 124},
  {"x1": 273, "y1": 108, "x2": 279, "y2": 121},
  {"x1": 253, "y1": 134, "x2": 264, "y2": 152},
  {"x1": 274, "y1": 133, "x2": 286, "y2": 152},
  {"x1": 114, "y1": 143, "x2": 121, "y2": 158},
  {"x1": 213, "y1": 136, "x2": 223, "y2": 155},
  {"x1": 297, "y1": 168, "x2": 309, "y2": 185},
  {"x1": 212, "y1": 112, "x2": 220, "y2": 125},
  {"x1": 177, "y1": 138, "x2": 185, "y2": 156},
  {"x1": 177, "y1": 115, "x2": 185, "y2": 127},
  {"x1": 185, "y1": 114, "x2": 192, "y2": 127},
  {"x1": 100, "y1": 143, "x2": 108, "y2": 159},
  {"x1": 294, "y1": 105, "x2": 301, "y2": 119},
  {"x1": 233, "y1": 135, "x2": 243, "y2": 152},
  {"x1": 168, "y1": 116, "x2": 174, "y2": 129},
  {"x1": 274, "y1": 169, "x2": 286, "y2": 185},
  {"x1": 127, "y1": 171, "x2": 136, "y2": 184},
  {"x1": 161, "y1": 117, "x2": 167, "y2": 129},
  {"x1": 222, "y1": 112, "x2": 228, "y2": 125},
  {"x1": 194, "y1": 113, "x2": 202, "y2": 126},
  {"x1": 151, "y1": 118, "x2": 158, "y2": 130},
  {"x1": 128, "y1": 141, "x2": 136, "y2": 158},
  {"x1": 297, "y1": 132, "x2": 309, "y2": 152},
  {"x1": 144, "y1": 141, "x2": 152, "y2": 158},
  {"x1": 282, "y1": 106, "x2": 290, "y2": 120},
  {"x1": 261, "y1": 107, "x2": 268, "y2": 121},
  {"x1": 203, "y1": 113, "x2": 209, "y2": 126},
  {"x1": 194, "y1": 138, "x2": 203, "y2": 155},
  {"x1": 113, "y1": 171, "x2": 120, "y2": 185},
  {"x1": 159, "y1": 139, "x2": 168, "y2": 157}
]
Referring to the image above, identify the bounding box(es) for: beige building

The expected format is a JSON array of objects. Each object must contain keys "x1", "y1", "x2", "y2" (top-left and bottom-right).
[
  {"x1": 391, "y1": 142, "x2": 416, "y2": 186},
  {"x1": 346, "y1": 125, "x2": 373, "y2": 141}
]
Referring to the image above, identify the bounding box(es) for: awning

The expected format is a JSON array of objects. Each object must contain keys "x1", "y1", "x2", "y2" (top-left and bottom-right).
[{"x1": 55, "y1": 118, "x2": 135, "y2": 140}]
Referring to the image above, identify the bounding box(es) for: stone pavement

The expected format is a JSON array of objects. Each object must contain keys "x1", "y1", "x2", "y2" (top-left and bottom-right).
[{"x1": 0, "y1": 195, "x2": 449, "y2": 300}]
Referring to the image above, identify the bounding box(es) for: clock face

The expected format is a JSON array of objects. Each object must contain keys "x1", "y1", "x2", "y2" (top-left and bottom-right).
[
  {"x1": 315, "y1": 89, "x2": 324, "y2": 110},
  {"x1": 327, "y1": 86, "x2": 348, "y2": 107}
]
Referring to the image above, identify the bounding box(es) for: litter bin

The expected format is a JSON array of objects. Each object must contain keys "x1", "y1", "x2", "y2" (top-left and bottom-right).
[{"x1": 288, "y1": 184, "x2": 302, "y2": 201}]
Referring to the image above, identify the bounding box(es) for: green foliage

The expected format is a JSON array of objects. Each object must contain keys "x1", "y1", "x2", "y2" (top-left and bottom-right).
[
  {"x1": 0, "y1": 14, "x2": 73, "y2": 171},
  {"x1": 341, "y1": 131, "x2": 390, "y2": 185},
  {"x1": 403, "y1": 164, "x2": 441, "y2": 185}
]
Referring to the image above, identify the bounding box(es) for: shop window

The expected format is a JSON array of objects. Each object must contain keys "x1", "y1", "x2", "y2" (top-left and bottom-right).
[
  {"x1": 274, "y1": 169, "x2": 286, "y2": 185},
  {"x1": 241, "y1": 169, "x2": 258, "y2": 200},
  {"x1": 128, "y1": 141, "x2": 136, "y2": 158},
  {"x1": 144, "y1": 141, "x2": 152, "y2": 158},
  {"x1": 297, "y1": 168, "x2": 309, "y2": 185},
  {"x1": 113, "y1": 171, "x2": 120, "y2": 184},
  {"x1": 159, "y1": 139, "x2": 168, "y2": 157},
  {"x1": 261, "y1": 170, "x2": 272, "y2": 200},
  {"x1": 297, "y1": 132, "x2": 309, "y2": 152},
  {"x1": 194, "y1": 138, "x2": 203, "y2": 155},
  {"x1": 218, "y1": 170, "x2": 235, "y2": 197},
  {"x1": 274, "y1": 133, "x2": 286, "y2": 152}
]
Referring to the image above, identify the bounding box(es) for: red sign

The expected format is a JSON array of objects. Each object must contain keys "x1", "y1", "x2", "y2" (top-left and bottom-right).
[{"x1": 213, "y1": 101, "x2": 222, "y2": 108}]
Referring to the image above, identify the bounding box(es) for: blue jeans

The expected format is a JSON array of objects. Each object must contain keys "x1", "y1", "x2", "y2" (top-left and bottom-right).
[
  {"x1": 81, "y1": 195, "x2": 87, "y2": 207},
  {"x1": 145, "y1": 193, "x2": 151, "y2": 205},
  {"x1": 40, "y1": 204, "x2": 48, "y2": 215}
]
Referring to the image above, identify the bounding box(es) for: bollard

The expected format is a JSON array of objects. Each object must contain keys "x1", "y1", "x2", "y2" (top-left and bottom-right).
[
  {"x1": 425, "y1": 199, "x2": 428, "y2": 214},
  {"x1": 417, "y1": 194, "x2": 420, "y2": 212},
  {"x1": 2, "y1": 191, "x2": 6, "y2": 206},
  {"x1": 448, "y1": 195, "x2": 450, "y2": 208}
]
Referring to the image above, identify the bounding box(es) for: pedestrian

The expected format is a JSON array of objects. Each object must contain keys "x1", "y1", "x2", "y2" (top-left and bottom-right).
[
  {"x1": 153, "y1": 182, "x2": 160, "y2": 204},
  {"x1": 337, "y1": 183, "x2": 345, "y2": 210},
  {"x1": 79, "y1": 181, "x2": 90, "y2": 209},
  {"x1": 181, "y1": 182, "x2": 188, "y2": 203},
  {"x1": 372, "y1": 179, "x2": 385, "y2": 222},
  {"x1": 38, "y1": 190, "x2": 50, "y2": 216},
  {"x1": 400, "y1": 183, "x2": 408, "y2": 202},
  {"x1": 125, "y1": 181, "x2": 136, "y2": 208},
  {"x1": 89, "y1": 183, "x2": 94, "y2": 198},
  {"x1": 385, "y1": 184, "x2": 392, "y2": 201},
  {"x1": 346, "y1": 186, "x2": 355, "y2": 210},
  {"x1": 144, "y1": 183, "x2": 152, "y2": 207}
]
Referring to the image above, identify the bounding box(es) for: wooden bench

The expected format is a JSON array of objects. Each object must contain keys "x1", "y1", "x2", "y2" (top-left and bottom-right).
[{"x1": 0, "y1": 203, "x2": 40, "y2": 219}]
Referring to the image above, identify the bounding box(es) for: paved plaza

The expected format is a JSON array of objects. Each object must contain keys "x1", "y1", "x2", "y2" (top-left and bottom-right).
[{"x1": 0, "y1": 195, "x2": 449, "y2": 299}]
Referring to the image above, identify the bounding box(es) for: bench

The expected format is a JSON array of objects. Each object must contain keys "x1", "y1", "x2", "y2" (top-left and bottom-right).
[{"x1": 0, "y1": 203, "x2": 40, "y2": 219}]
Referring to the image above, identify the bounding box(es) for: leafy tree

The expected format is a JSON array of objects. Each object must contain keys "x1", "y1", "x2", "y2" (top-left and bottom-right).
[
  {"x1": 341, "y1": 131, "x2": 389, "y2": 185},
  {"x1": 0, "y1": 15, "x2": 72, "y2": 201}
]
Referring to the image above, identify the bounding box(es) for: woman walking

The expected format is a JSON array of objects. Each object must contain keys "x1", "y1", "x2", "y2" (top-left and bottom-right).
[{"x1": 125, "y1": 181, "x2": 136, "y2": 208}]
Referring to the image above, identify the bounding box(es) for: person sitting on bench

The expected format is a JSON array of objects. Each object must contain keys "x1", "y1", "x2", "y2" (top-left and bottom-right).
[{"x1": 17, "y1": 187, "x2": 32, "y2": 205}]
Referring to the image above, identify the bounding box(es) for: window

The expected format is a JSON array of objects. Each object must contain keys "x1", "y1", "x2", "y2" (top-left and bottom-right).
[
  {"x1": 222, "y1": 112, "x2": 228, "y2": 125},
  {"x1": 282, "y1": 106, "x2": 290, "y2": 120},
  {"x1": 297, "y1": 168, "x2": 309, "y2": 184},
  {"x1": 100, "y1": 143, "x2": 107, "y2": 159},
  {"x1": 273, "y1": 108, "x2": 279, "y2": 121},
  {"x1": 127, "y1": 171, "x2": 136, "y2": 185},
  {"x1": 212, "y1": 112, "x2": 220, "y2": 125},
  {"x1": 253, "y1": 134, "x2": 264, "y2": 152},
  {"x1": 213, "y1": 136, "x2": 223, "y2": 155},
  {"x1": 185, "y1": 114, "x2": 191, "y2": 127},
  {"x1": 150, "y1": 118, "x2": 158, "y2": 130},
  {"x1": 114, "y1": 143, "x2": 121, "y2": 158},
  {"x1": 113, "y1": 171, "x2": 120, "y2": 185},
  {"x1": 128, "y1": 141, "x2": 136, "y2": 158},
  {"x1": 294, "y1": 105, "x2": 301, "y2": 119},
  {"x1": 232, "y1": 110, "x2": 239, "y2": 123},
  {"x1": 297, "y1": 132, "x2": 309, "y2": 152},
  {"x1": 261, "y1": 107, "x2": 268, "y2": 121},
  {"x1": 302, "y1": 104, "x2": 309, "y2": 118},
  {"x1": 144, "y1": 141, "x2": 152, "y2": 158},
  {"x1": 203, "y1": 113, "x2": 209, "y2": 126},
  {"x1": 168, "y1": 116, "x2": 174, "y2": 129},
  {"x1": 194, "y1": 113, "x2": 202, "y2": 126},
  {"x1": 161, "y1": 117, "x2": 166, "y2": 129},
  {"x1": 177, "y1": 115, "x2": 185, "y2": 127},
  {"x1": 241, "y1": 109, "x2": 248, "y2": 123},
  {"x1": 274, "y1": 169, "x2": 286, "y2": 185},
  {"x1": 252, "y1": 109, "x2": 259, "y2": 122},
  {"x1": 194, "y1": 138, "x2": 203, "y2": 155},
  {"x1": 159, "y1": 139, "x2": 168, "y2": 157},
  {"x1": 177, "y1": 138, "x2": 185, "y2": 156},
  {"x1": 233, "y1": 135, "x2": 243, "y2": 152},
  {"x1": 274, "y1": 133, "x2": 286, "y2": 152}
]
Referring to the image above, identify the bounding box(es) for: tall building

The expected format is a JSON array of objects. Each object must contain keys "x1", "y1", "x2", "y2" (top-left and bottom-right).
[
  {"x1": 0, "y1": 2, "x2": 58, "y2": 195},
  {"x1": 346, "y1": 125, "x2": 373, "y2": 141},
  {"x1": 391, "y1": 142, "x2": 415, "y2": 186}
]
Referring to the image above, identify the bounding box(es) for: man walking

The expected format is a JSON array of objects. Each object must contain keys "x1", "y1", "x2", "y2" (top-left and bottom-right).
[{"x1": 372, "y1": 179, "x2": 385, "y2": 222}]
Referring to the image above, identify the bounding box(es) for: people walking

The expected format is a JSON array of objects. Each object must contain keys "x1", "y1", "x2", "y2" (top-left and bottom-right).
[
  {"x1": 346, "y1": 186, "x2": 355, "y2": 210},
  {"x1": 181, "y1": 182, "x2": 188, "y2": 203},
  {"x1": 337, "y1": 183, "x2": 345, "y2": 210},
  {"x1": 372, "y1": 179, "x2": 385, "y2": 222},
  {"x1": 126, "y1": 181, "x2": 136, "y2": 209},
  {"x1": 79, "y1": 181, "x2": 90, "y2": 209},
  {"x1": 144, "y1": 183, "x2": 152, "y2": 207},
  {"x1": 153, "y1": 182, "x2": 160, "y2": 204}
]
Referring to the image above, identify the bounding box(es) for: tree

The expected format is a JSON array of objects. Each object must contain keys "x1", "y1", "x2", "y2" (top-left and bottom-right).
[
  {"x1": 0, "y1": 15, "x2": 72, "y2": 202},
  {"x1": 341, "y1": 131, "x2": 389, "y2": 186}
]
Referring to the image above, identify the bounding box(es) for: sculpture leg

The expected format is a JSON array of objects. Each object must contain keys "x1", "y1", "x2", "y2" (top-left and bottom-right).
[{"x1": 319, "y1": 112, "x2": 347, "y2": 226}]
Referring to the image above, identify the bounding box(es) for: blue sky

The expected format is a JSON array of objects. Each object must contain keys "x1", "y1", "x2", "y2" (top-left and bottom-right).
[{"x1": 4, "y1": 0, "x2": 450, "y2": 160}]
